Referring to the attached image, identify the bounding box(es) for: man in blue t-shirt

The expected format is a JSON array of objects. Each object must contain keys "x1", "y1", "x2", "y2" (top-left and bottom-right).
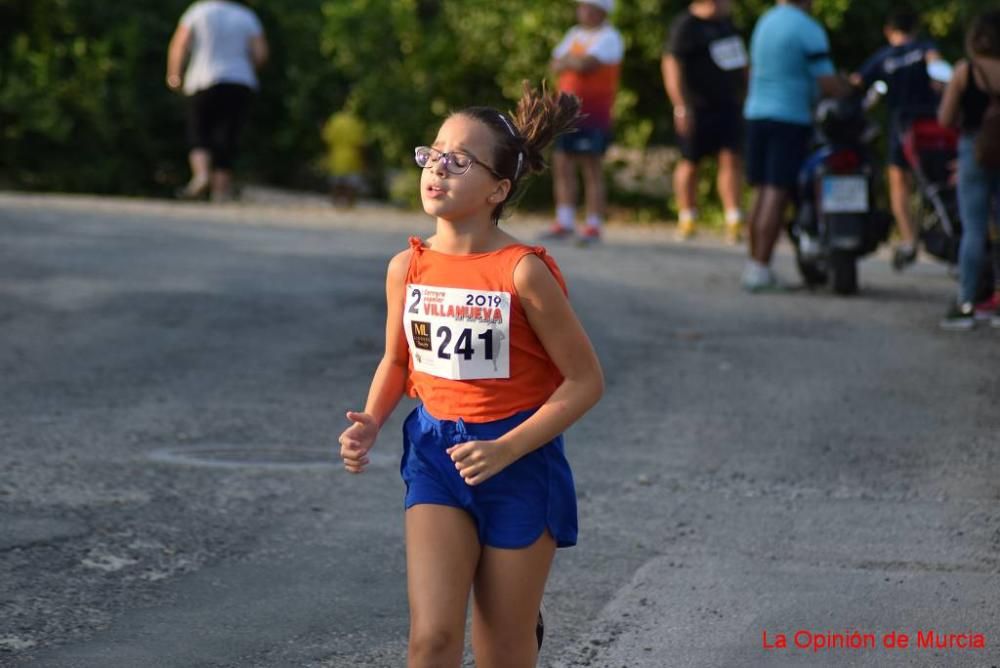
[
  {"x1": 852, "y1": 12, "x2": 942, "y2": 271},
  {"x1": 741, "y1": 0, "x2": 849, "y2": 292}
]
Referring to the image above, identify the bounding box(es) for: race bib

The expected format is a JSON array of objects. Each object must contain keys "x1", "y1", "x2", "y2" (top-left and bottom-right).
[
  {"x1": 709, "y1": 36, "x2": 748, "y2": 71},
  {"x1": 403, "y1": 284, "x2": 511, "y2": 380}
]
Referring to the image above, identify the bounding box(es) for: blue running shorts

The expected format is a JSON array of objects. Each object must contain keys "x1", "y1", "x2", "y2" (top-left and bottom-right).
[{"x1": 401, "y1": 404, "x2": 578, "y2": 549}]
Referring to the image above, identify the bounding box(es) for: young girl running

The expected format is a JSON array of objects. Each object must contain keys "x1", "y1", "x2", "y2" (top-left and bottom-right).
[{"x1": 338, "y1": 83, "x2": 604, "y2": 667}]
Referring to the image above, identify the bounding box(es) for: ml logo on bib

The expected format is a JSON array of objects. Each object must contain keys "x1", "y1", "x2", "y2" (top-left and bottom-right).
[{"x1": 411, "y1": 321, "x2": 432, "y2": 350}]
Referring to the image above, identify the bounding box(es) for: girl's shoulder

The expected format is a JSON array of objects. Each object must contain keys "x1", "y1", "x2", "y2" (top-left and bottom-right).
[
  {"x1": 512, "y1": 247, "x2": 568, "y2": 297},
  {"x1": 969, "y1": 56, "x2": 1000, "y2": 80},
  {"x1": 387, "y1": 245, "x2": 415, "y2": 281}
]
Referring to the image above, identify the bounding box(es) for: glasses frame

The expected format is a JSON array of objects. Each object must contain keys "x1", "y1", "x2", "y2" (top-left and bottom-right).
[{"x1": 414, "y1": 146, "x2": 504, "y2": 179}]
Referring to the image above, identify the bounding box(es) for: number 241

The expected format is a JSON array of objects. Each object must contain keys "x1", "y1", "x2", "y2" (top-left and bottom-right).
[{"x1": 437, "y1": 327, "x2": 495, "y2": 361}]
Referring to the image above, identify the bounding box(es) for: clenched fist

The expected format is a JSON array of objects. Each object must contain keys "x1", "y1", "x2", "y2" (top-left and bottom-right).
[{"x1": 338, "y1": 411, "x2": 378, "y2": 473}]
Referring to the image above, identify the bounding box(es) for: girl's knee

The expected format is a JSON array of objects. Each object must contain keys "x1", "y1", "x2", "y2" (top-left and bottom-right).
[
  {"x1": 409, "y1": 625, "x2": 463, "y2": 664},
  {"x1": 473, "y1": 638, "x2": 537, "y2": 668}
]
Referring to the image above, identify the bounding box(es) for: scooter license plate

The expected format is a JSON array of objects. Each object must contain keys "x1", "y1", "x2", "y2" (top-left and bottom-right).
[{"x1": 821, "y1": 176, "x2": 868, "y2": 214}]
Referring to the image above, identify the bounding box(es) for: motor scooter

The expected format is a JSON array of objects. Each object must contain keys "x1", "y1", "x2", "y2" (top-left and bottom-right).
[{"x1": 788, "y1": 91, "x2": 892, "y2": 295}]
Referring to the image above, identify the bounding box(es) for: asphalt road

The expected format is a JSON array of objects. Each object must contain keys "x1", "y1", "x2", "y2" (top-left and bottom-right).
[{"x1": 1, "y1": 193, "x2": 998, "y2": 668}]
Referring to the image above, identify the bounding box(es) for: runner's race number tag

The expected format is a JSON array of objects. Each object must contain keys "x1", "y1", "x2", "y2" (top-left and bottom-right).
[
  {"x1": 821, "y1": 176, "x2": 869, "y2": 214},
  {"x1": 709, "y1": 36, "x2": 748, "y2": 71},
  {"x1": 403, "y1": 284, "x2": 511, "y2": 380}
]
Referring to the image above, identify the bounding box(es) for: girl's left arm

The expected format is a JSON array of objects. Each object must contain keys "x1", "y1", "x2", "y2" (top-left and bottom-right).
[{"x1": 496, "y1": 254, "x2": 605, "y2": 457}]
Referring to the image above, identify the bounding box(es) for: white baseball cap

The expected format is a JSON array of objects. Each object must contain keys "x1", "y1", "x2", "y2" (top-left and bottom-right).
[{"x1": 577, "y1": 0, "x2": 614, "y2": 13}]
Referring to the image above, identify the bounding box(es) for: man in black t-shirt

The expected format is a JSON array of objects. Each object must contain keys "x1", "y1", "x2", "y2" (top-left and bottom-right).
[{"x1": 662, "y1": 0, "x2": 748, "y2": 242}]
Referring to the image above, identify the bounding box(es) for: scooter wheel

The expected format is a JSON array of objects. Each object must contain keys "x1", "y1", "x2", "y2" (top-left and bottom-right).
[
  {"x1": 830, "y1": 251, "x2": 859, "y2": 295},
  {"x1": 796, "y1": 255, "x2": 828, "y2": 288}
]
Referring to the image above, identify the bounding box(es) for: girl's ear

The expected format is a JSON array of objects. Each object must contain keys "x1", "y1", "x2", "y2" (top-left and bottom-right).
[{"x1": 489, "y1": 179, "x2": 512, "y2": 204}]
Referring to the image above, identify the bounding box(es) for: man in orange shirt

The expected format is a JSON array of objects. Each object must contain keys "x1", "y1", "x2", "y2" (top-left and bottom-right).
[{"x1": 544, "y1": 0, "x2": 624, "y2": 245}]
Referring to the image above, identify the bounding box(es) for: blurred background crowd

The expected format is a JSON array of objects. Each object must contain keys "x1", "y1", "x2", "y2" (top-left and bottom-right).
[{"x1": 0, "y1": 0, "x2": 984, "y2": 223}]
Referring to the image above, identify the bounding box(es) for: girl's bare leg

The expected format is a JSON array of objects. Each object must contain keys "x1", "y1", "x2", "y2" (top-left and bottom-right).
[
  {"x1": 406, "y1": 504, "x2": 481, "y2": 668},
  {"x1": 470, "y1": 531, "x2": 556, "y2": 668}
]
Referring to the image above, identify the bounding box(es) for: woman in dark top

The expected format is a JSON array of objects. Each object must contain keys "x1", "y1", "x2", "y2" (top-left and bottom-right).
[{"x1": 937, "y1": 10, "x2": 1000, "y2": 330}]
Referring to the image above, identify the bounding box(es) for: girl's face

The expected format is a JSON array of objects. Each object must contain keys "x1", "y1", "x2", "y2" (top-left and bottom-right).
[{"x1": 419, "y1": 114, "x2": 508, "y2": 224}]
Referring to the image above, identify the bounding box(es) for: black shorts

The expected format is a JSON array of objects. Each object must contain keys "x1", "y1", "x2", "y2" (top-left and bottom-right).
[
  {"x1": 887, "y1": 118, "x2": 909, "y2": 169},
  {"x1": 678, "y1": 106, "x2": 744, "y2": 162},
  {"x1": 744, "y1": 119, "x2": 813, "y2": 190},
  {"x1": 188, "y1": 83, "x2": 253, "y2": 169}
]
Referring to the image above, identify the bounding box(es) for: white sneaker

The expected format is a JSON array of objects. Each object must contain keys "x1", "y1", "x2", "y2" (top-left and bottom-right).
[{"x1": 741, "y1": 261, "x2": 779, "y2": 292}]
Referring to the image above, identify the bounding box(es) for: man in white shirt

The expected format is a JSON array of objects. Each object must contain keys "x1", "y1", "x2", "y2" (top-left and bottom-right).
[{"x1": 167, "y1": 0, "x2": 268, "y2": 201}]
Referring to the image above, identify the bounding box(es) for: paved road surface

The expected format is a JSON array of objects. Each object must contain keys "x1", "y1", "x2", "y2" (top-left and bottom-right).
[{"x1": 1, "y1": 193, "x2": 998, "y2": 667}]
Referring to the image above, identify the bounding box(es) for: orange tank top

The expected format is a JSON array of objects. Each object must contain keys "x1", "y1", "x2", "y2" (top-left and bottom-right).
[{"x1": 402, "y1": 236, "x2": 567, "y2": 422}]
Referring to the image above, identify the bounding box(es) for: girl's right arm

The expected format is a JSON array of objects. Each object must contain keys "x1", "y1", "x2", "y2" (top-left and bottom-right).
[
  {"x1": 339, "y1": 249, "x2": 411, "y2": 473},
  {"x1": 938, "y1": 59, "x2": 968, "y2": 129}
]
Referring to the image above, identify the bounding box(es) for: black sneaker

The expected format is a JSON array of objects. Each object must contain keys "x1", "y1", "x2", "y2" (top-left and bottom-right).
[
  {"x1": 891, "y1": 244, "x2": 917, "y2": 271},
  {"x1": 939, "y1": 301, "x2": 975, "y2": 330},
  {"x1": 535, "y1": 602, "x2": 545, "y2": 650}
]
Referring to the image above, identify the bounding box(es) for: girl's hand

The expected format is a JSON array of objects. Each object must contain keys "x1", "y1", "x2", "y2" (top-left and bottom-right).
[
  {"x1": 338, "y1": 411, "x2": 378, "y2": 473},
  {"x1": 446, "y1": 440, "x2": 516, "y2": 486}
]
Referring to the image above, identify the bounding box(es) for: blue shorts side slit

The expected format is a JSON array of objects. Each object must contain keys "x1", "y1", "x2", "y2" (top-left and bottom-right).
[{"x1": 400, "y1": 404, "x2": 578, "y2": 549}]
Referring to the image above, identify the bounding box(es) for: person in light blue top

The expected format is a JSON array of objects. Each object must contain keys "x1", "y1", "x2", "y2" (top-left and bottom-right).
[
  {"x1": 743, "y1": 3, "x2": 834, "y2": 125},
  {"x1": 740, "y1": 0, "x2": 849, "y2": 291}
]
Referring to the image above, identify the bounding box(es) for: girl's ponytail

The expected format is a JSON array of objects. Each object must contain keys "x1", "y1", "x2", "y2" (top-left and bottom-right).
[
  {"x1": 457, "y1": 81, "x2": 582, "y2": 224},
  {"x1": 513, "y1": 80, "x2": 583, "y2": 177}
]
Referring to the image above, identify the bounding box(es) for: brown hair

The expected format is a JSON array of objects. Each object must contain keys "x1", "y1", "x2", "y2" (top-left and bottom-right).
[
  {"x1": 456, "y1": 81, "x2": 582, "y2": 223},
  {"x1": 967, "y1": 10, "x2": 1000, "y2": 59}
]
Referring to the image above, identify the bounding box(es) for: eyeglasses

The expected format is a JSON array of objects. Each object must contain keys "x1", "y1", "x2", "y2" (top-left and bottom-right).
[{"x1": 414, "y1": 146, "x2": 503, "y2": 178}]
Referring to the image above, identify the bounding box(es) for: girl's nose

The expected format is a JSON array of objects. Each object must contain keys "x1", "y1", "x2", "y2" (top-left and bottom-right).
[{"x1": 431, "y1": 155, "x2": 449, "y2": 177}]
